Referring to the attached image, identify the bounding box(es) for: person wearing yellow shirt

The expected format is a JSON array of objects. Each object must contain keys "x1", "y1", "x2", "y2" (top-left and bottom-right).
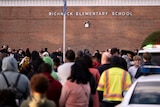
[{"x1": 97, "y1": 56, "x2": 131, "y2": 107}]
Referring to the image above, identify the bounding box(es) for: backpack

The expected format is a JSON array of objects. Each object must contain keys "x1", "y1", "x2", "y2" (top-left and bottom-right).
[{"x1": 2, "y1": 73, "x2": 23, "y2": 106}]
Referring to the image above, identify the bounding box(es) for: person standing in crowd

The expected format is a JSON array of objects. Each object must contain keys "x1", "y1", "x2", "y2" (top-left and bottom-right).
[
  {"x1": 19, "y1": 48, "x2": 31, "y2": 72},
  {"x1": 76, "y1": 50, "x2": 83, "y2": 59},
  {"x1": 97, "y1": 56, "x2": 131, "y2": 107},
  {"x1": 0, "y1": 56, "x2": 30, "y2": 105},
  {"x1": 84, "y1": 49, "x2": 92, "y2": 56},
  {"x1": 7, "y1": 47, "x2": 14, "y2": 57},
  {"x1": 58, "y1": 50, "x2": 75, "y2": 85},
  {"x1": 135, "y1": 52, "x2": 153, "y2": 79},
  {"x1": 0, "y1": 50, "x2": 8, "y2": 72},
  {"x1": 38, "y1": 63, "x2": 62, "y2": 107},
  {"x1": 14, "y1": 48, "x2": 25, "y2": 64},
  {"x1": 110, "y1": 47, "x2": 128, "y2": 71},
  {"x1": 59, "y1": 58, "x2": 92, "y2": 107},
  {"x1": 110, "y1": 47, "x2": 120, "y2": 56},
  {"x1": 92, "y1": 50, "x2": 101, "y2": 68},
  {"x1": 52, "y1": 57, "x2": 60, "y2": 72},
  {"x1": 20, "y1": 74, "x2": 56, "y2": 107},
  {"x1": 42, "y1": 56, "x2": 59, "y2": 80},
  {"x1": 23, "y1": 50, "x2": 44, "y2": 80},
  {"x1": 97, "y1": 52, "x2": 111, "y2": 75},
  {"x1": 82, "y1": 55, "x2": 100, "y2": 107},
  {"x1": 128, "y1": 55, "x2": 141, "y2": 83}
]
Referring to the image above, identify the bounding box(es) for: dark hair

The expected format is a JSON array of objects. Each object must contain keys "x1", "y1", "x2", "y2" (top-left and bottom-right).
[
  {"x1": 38, "y1": 63, "x2": 52, "y2": 73},
  {"x1": 110, "y1": 56, "x2": 128, "y2": 70},
  {"x1": 30, "y1": 74, "x2": 49, "y2": 94},
  {"x1": 83, "y1": 49, "x2": 91, "y2": 56},
  {"x1": 76, "y1": 50, "x2": 83, "y2": 58},
  {"x1": 143, "y1": 52, "x2": 152, "y2": 61},
  {"x1": 25, "y1": 48, "x2": 31, "y2": 58},
  {"x1": 110, "y1": 56, "x2": 121, "y2": 67},
  {"x1": 68, "y1": 58, "x2": 91, "y2": 84},
  {"x1": 82, "y1": 55, "x2": 93, "y2": 68},
  {"x1": 65, "y1": 50, "x2": 75, "y2": 62},
  {"x1": 53, "y1": 57, "x2": 60, "y2": 67},
  {"x1": 110, "y1": 48, "x2": 120, "y2": 55},
  {"x1": 31, "y1": 50, "x2": 40, "y2": 61}
]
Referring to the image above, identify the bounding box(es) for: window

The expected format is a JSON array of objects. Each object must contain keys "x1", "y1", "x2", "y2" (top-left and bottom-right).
[
  {"x1": 129, "y1": 82, "x2": 160, "y2": 104},
  {"x1": 139, "y1": 53, "x2": 160, "y2": 66}
]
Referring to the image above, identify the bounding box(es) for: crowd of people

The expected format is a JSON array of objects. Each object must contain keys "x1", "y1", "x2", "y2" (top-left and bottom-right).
[{"x1": 0, "y1": 44, "x2": 153, "y2": 107}]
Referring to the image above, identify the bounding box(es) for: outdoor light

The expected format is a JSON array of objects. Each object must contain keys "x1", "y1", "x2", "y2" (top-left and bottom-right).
[{"x1": 84, "y1": 21, "x2": 90, "y2": 28}]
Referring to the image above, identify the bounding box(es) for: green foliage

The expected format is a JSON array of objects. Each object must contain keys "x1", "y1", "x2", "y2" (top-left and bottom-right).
[{"x1": 141, "y1": 31, "x2": 160, "y2": 48}]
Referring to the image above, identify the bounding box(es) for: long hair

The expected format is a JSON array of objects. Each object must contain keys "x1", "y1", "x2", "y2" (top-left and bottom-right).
[
  {"x1": 82, "y1": 55, "x2": 93, "y2": 68},
  {"x1": 68, "y1": 58, "x2": 92, "y2": 84}
]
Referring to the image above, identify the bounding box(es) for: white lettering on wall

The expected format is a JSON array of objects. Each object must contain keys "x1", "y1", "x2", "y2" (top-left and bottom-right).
[
  {"x1": 49, "y1": 11, "x2": 132, "y2": 16},
  {"x1": 112, "y1": 12, "x2": 132, "y2": 16}
]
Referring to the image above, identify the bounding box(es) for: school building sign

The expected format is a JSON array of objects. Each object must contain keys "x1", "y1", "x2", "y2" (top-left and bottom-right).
[{"x1": 0, "y1": 6, "x2": 160, "y2": 52}]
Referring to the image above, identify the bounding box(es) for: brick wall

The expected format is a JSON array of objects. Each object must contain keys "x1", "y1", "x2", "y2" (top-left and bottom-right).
[{"x1": 0, "y1": 6, "x2": 160, "y2": 53}]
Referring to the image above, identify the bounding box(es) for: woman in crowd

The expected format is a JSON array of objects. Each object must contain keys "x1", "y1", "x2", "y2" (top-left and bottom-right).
[
  {"x1": 82, "y1": 55, "x2": 100, "y2": 107},
  {"x1": 20, "y1": 74, "x2": 56, "y2": 107},
  {"x1": 59, "y1": 58, "x2": 93, "y2": 107}
]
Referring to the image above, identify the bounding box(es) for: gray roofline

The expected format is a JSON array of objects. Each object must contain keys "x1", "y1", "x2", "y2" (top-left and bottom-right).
[{"x1": 0, "y1": 0, "x2": 160, "y2": 6}]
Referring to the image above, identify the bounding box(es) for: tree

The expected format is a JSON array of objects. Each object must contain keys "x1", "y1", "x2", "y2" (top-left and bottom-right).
[{"x1": 141, "y1": 31, "x2": 160, "y2": 48}]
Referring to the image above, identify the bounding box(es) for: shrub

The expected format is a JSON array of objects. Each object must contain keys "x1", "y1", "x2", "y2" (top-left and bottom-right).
[{"x1": 141, "y1": 31, "x2": 160, "y2": 48}]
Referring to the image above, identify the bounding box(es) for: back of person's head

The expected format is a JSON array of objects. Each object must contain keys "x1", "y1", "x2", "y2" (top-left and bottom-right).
[
  {"x1": 81, "y1": 55, "x2": 93, "y2": 68},
  {"x1": 0, "y1": 89, "x2": 17, "y2": 107},
  {"x1": 110, "y1": 56, "x2": 121, "y2": 67},
  {"x1": 142, "y1": 52, "x2": 152, "y2": 62},
  {"x1": 38, "y1": 63, "x2": 52, "y2": 73},
  {"x1": 25, "y1": 48, "x2": 31, "y2": 58},
  {"x1": 76, "y1": 50, "x2": 83, "y2": 58},
  {"x1": 65, "y1": 49, "x2": 75, "y2": 62},
  {"x1": 53, "y1": 57, "x2": 60, "y2": 67},
  {"x1": 30, "y1": 74, "x2": 49, "y2": 94},
  {"x1": 93, "y1": 52, "x2": 101, "y2": 63},
  {"x1": 68, "y1": 58, "x2": 91, "y2": 84},
  {"x1": 110, "y1": 48, "x2": 120, "y2": 56},
  {"x1": 119, "y1": 57, "x2": 128, "y2": 71},
  {"x1": 83, "y1": 49, "x2": 91, "y2": 56},
  {"x1": 43, "y1": 56, "x2": 54, "y2": 70},
  {"x1": 2, "y1": 56, "x2": 18, "y2": 72},
  {"x1": 101, "y1": 52, "x2": 111, "y2": 64},
  {"x1": 31, "y1": 50, "x2": 40, "y2": 61}
]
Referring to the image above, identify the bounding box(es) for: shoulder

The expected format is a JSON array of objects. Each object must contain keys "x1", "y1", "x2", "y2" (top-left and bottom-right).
[
  {"x1": 89, "y1": 68, "x2": 99, "y2": 75},
  {"x1": 50, "y1": 78, "x2": 62, "y2": 88},
  {"x1": 58, "y1": 62, "x2": 74, "y2": 72},
  {"x1": 63, "y1": 81, "x2": 78, "y2": 90},
  {"x1": 45, "y1": 99, "x2": 56, "y2": 107},
  {"x1": 19, "y1": 73, "x2": 30, "y2": 82},
  {"x1": 59, "y1": 62, "x2": 74, "y2": 68},
  {"x1": 20, "y1": 98, "x2": 30, "y2": 107},
  {"x1": 128, "y1": 66, "x2": 134, "y2": 71}
]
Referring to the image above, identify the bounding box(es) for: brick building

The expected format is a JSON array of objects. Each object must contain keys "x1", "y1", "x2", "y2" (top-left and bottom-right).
[{"x1": 0, "y1": 0, "x2": 160, "y2": 53}]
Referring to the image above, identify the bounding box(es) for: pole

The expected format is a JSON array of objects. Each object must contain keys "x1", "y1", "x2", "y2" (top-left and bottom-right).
[{"x1": 63, "y1": 0, "x2": 66, "y2": 63}]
